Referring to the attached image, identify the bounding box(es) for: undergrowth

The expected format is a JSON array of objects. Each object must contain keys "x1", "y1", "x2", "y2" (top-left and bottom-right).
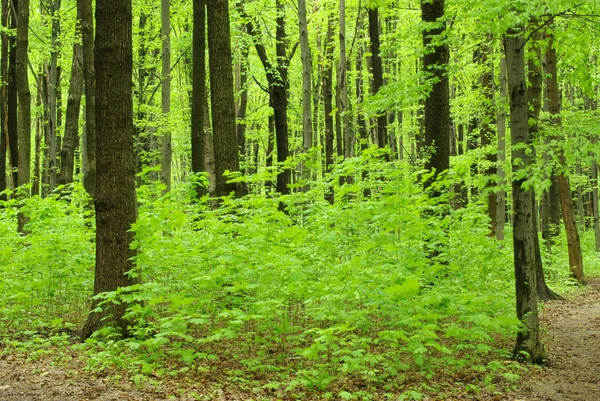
[{"x1": 1, "y1": 155, "x2": 598, "y2": 400}]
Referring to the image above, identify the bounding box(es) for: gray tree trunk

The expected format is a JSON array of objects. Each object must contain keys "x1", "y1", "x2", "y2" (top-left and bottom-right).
[{"x1": 160, "y1": 0, "x2": 171, "y2": 192}]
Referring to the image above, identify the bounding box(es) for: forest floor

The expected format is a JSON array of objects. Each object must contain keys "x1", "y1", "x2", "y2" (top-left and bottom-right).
[{"x1": 0, "y1": 279, "x2": 599, "y2": 401}]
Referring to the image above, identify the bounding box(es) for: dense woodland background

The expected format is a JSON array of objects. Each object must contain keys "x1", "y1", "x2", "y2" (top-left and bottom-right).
[{"x1": 1, "y1": 0, "x2": 600, "y2": 399}]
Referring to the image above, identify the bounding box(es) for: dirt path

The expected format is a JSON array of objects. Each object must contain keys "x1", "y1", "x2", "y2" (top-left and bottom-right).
[
  {"x1": 2, "y1": 280, "x2": 600, "y2": 401},
  {"x1": 511, "y1": 277, "x2": 600, "y2": 401}
]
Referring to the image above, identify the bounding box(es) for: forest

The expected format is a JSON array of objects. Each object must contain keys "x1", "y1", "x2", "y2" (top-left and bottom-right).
[{"x1": 1, "y1": 0, "x2": 600, "y2": 399}]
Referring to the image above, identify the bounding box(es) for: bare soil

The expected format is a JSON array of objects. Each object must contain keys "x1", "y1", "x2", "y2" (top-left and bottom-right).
[
  {"x1": 510, "y1": 277, "x2": 600, "y2": 401},
  {"x1": 1, "y1": 279, "x2": 599, "y2": 401}
]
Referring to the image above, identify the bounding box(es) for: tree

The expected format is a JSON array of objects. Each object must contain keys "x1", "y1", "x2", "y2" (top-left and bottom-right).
[
  {"x1": 368, "y1": 6, "x2": 387, "y2": 150},
  {"x1": 81, "y1": 0, "x2": 138, "y2": 340},
  {"x1": 78, "y1": 0, "x2": 96, "y2": 200},
  {"x1": 16, "y1": 0, "x2": 31, "y2": 202},
  {"x1": 160, "y1": 0, "x2": 172, "y2": 192},
  {"x1": 298, "y1": 0, "x2": 312, "y2": 167},
  {"x1": 337, "y1": 0, "x2": 352, "y2": 158},
  {"x1": 191, "y1": 0, "x2": 206, "y2": 196},
  {"x1": 421, "y1": 0, "x2": 450, "y2": 188},
  {"x1": 545, "y1": 27, "x2": 585, "y2": 285},
  {"x1": 505, "y1": 26, "x2": 545, "y2": 364},
  {"x1": 207, "y1": 0, "x2": 239, "y2": 198},
  {"x1": 57, "y1": 38, "x2": 84, "y2": 187}
]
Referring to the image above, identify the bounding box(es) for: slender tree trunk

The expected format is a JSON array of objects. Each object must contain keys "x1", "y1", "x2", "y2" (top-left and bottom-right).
[
  {"x1": 191, "y1": 0, "x2": 206, "y2": 196},
  {"x1": 16, "y1": 0, "x2": 31, "y2": 193},
  {"x1": 32, "y1": 78, "x2": 42, "y2": 196},
  {"x1": 368, "y1": 7, "x2": 387, "y2": 150},
  {"x1": 0, "y1": 0, "x2": 7, "y2": 199},
  {"x1": 496, "y1": 55, "x2": 507, "y2": 241},
  {"x1": 58, "y1": 37, "x2": 83, "y2": 187},
  {"x1": 207, "y1": 0, "x2": 239, "y2": 198},
  {"x1": 338, "y1": 0, "x2": 352, "y2": 158},
  {"x1": 45, "y1": 0, "x2": 61, "y2": 192},
  {"x1": 421, "y1": 0, "x2": 450, "y2": 189},
  {"x1": 7, "y1": 0, "x2": 17, "y2": 192},
  {"x1": 78, "y1": 0, "x2": 96, "y2": 200},
  {"x1": 527, "y1": 31, "x2": 561, "y2": 301},
  {"x1": 81, "y1": 0, "x2": 138, "y2": 340},
  {"x1": 323, "y1": 14, "x2": 334, "y2": 170},
  {"x1": 160, "y1": 0, "x2": 171, "y2": 192},
  {"x1": 505, "y1": 28, "x2": 545, "y2": 365},
  {"x1": 546, "y1": 29, "x2": 584, "y2": 285},
  {"x1": 298, "y1": 0, "x2": 312, "y2": 184}
]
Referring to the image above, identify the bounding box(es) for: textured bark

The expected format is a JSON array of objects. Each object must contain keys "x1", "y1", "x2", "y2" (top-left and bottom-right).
[
  {"x1": 207, "y1": 0, "x2": 239, "y2": 198},
  {"x1": 191, "y1": 0, "x2": 206, "y2": 196},
  {"x1": 368, "y1": 7, "x2": 387, "y2": 149},
  {"x1": 496, "y1": 55, "x2": 507, "y2": 241},
  {"x1": 323, "y1": 14, "x2": 334, "y2": 169},
  {"x1": 505, "y1": 29, "x2": 545, "y2": 364},
  {"x1": 78, "y1": 0, "x2": 96, "y2": 200},
  {"x1": 421, "y1": 0, "x2": 450, "y2": 188},
  {"x1": 527, "y1": 31, "x2": 561, "y2": 302},
  {"x1": 160, "y1": 0, "x2": 171, "y2": 192},
  {"x1": 16, "y1": 0, "x2": 31, "y2": 191},
  {"x1": 81, "y1": 0, "x2": 138, "y2": 340},
  {"x1": 338, "y1": 0, "x2": 352, "y2": 158},
  {"x1": 298, "y1": 0, "x2": 312, "y2": 155},
  {"x1": 0, "y1": 0, "x2": 7, "y2": 199},
  {"x1": 236, "y1": 39, "x2": 249, "y2": 154},
  {"x1": 6, "y1": 0, "x2": 17, "y2": 192},
  {"x1": 58, "y1": 39, "x2": 83, "y2": 186},
  {"x1": 545, "y1": 30, "x2": 584, "y2": 285},
  {"x1": 45, "y1": 0, "x2": 61, "y2": 192}
]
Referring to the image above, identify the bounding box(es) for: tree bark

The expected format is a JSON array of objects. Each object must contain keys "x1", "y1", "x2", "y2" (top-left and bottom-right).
[
  {"x1": 207, "y1": 0, "x2": 239, "y2": 198},
  {"x1": 421, "y1": 0, "x2": 450, "y2": 189},
  {"x1": 78, "y1": 0, "x2": 96, "y2": 200},
  {"x1": 58, "y1": 38, "x2": 83, "y2": 187},
  {"x1": 298, "y1": 0, "x2": 312, "y2": 157},
  {"x1": 191, "y1": 0, "x2": 206, "y2": 196},
  {"x1": 81, "y1": 0, "x2": 138, "y2": 340},
  {"x1": 545, "y1": 29, "x2": 584, "y2": 285},
  {"x1": 16, "y1": 0, "x2": 31, "y2": 192},
  {"x1": 45, "y1": 0, "x2": 61, "y2": 192},
  {"x1": 496, "y1": 54, "x2": 507, "y2": 241},
  {"x1": 505, "y1": 29, "x2": 545, "y2": 364},
  {"x1": 368, "y1": 7, "x2": 387, "y2": 150},
  {"x1": 6, "y1": 0, "x2": 17, "y2": 192},
  {"x1": 338, "y1": 0, "x2": 352, "y2": 158},
  {"x1": 323, "y1": 13, "x2": 334, "y2": 170},
  {"x1": 160, "y1": 0, "x2": 171, "y2": 192}
]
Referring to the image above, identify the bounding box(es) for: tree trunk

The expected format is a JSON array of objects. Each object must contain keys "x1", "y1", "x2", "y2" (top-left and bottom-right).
[
  {"x1": 6, "y1": 0, "x2": 17, "y2": 192},
  {"x1": 0, "y1": 0, "x2": 7, "y2": 199},
  {"x1": 496, "y1": 54, "x2": 507, "y2": 241},
  {"x1": 505, "y1": 29, "x2": 545, "y2": 365},
  {"x1": 58, "y1": 39, "x2": 83, "y2": 187},
  {"x1": 545, "y1": 29, "x2": 584, "y2": 285},
  {"x1": 323, "y1": 14, "x2": 334, "y2": 170},
  {"x1": 160, "y1": 0, "x2": 171, "y2": 192},
  {"x1": 527, "y1": 30, "x2": 561, "y2": 302},
  {"x1": 421, "y1": 0, "x2": 450, "y2": 189},
  {"x1": 78, "y1": 0, "x2": 96, "y2": 200},
  {"x1": 191, "y1": 0, "x2": 206, "y2": 196},
  {"x1": 368, "y1": 7, "x2": 387, "y2": 150},
  {"x1": 46, "y1": 0, "x2": 61, "y2": 192},
  {"x1": 81, "y1": 0, "x2": 138, "y2": 340},
  {"x1": 338, "y1": 0, "x2": 352, "y2": 158},
  {"x1": 16, "y1": 0, "x2": 31, "y2": 192},
  {"x1": 207, "y1": 0, "x2": 239, "y2": 198},
  {"x1": 298, "y1": 0, "x2": 312, "y2": 157}
]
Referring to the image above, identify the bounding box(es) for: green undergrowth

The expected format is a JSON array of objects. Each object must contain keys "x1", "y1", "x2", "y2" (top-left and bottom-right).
[{"x1": 1, "y1": 156, "x2": 597, "y2": 400}]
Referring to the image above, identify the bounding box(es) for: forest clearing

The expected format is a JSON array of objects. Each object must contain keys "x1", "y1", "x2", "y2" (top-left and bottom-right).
[{"x1": 2, "y1": 0, "x2": 600, "y2": 399}]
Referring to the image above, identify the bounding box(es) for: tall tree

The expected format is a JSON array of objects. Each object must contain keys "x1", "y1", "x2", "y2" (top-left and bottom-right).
[
  {"x1": 78, "y1": 0, "x2": 96, "y2": 200},
  {"x1": 338, "y1": 0, "x2": 352, "y2": 158},
  {"x1": 6, "y1": 0, "x2": 17, "y2": 192},
  {"x1": 505, "y1": 26, "x2": 545, "y2": 364},
  {"x1": 58, "y1": 37, "x2": 84, "y2": 186},
  {"x1": 496, "y1": 54, "x2": 507, "y2": 241},
  {"x1": 421, "y1": 0, "x2": 450, "y2": 187},
  {"x1": 545, "y1": 28, "x2": 584, "y2": 284},
  {"x1": 368, "y1": 6, "x2": 387, "y2": 149},
  {"x1": 191, "y1": 0, "x2": 206, "y2": 196},
  {"x1": 45, "y1": 0, "x2": 61, "y2": 192},
  {"x1": 160, "y1": 0, "x2": 171, "y2": 192},
  {"x1": 81, "y1": 0, "x2": 138, "y2": 340},
  {"x1": 298, "y1": 0, "x2": 312, "y2": 166},
  {"x1": 323, "y1": 13, "x2": 335, "y2": 169},
  {"x1": 207, "y1": 0, "x2": 238, "y2": 198},
  {"x1": 16, "y1": 0, "x2": 31, "y2": 194}
]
